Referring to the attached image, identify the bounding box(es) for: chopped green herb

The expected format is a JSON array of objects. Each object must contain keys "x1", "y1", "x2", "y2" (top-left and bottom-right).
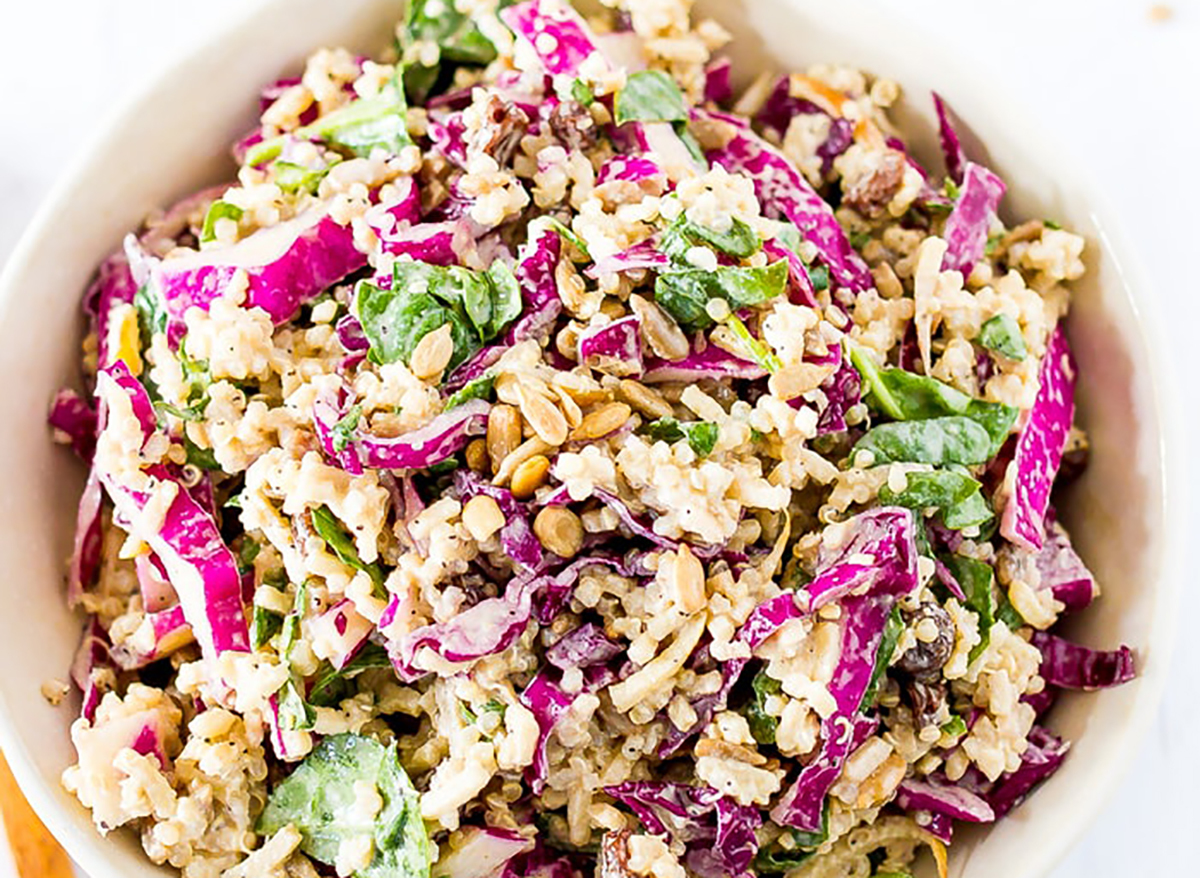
[
  {"x1": 273, "y1": 160, "x2": 333, "y2": 195},
  {"x1": 940, "y1": 715, "x2": 968, "y2": 738},
  {"x1": 307, "y1": 644, "x2": 392, "y2": 708},
  {"x1": 807, "y1": 263, "x2": 830, "y2": 292},
  {"x1": 536, "y1": 216, "x2": 591, "y2": 260},
  {"x1": 849, "y1": 230, "x2": 871, "y2": 250},
  {"x1": 184, "y1": 434, "x2": 221, "y2": 471},
  {"x1": 861, "y1": 606, "x2": 904, "y2": 709},
  {"x1": 277, "y1": 678, "x2": 316, "y2": 731},
  {"x1": 246, "y1": 71, "x2": 411, "y2": 166},
  {"x1": 743, "y1": 668, "x2": 782, "y2": 745},
  {"x1": 133, "y1": 283, "x2": 168, "y2": 340},
  {"x1": 1044, "y1": 219, "x2": 1063, "y2": 230},
  {"x1": 357, "y1": 259, "x2": 523, "y2": 373},
  {"x1": 977, "y1": 313, "x2": 1028, "y2": 361},
  {"x1": 311, "y1": 506, "x2": 386, "y2": 593},
  {"x1": 200, "y1": 200, "x2": 243, "y2": 244},
  {"x1": 570, "y1": 78, "x2": 595, "y2": 106},
  {"x1": 854, "y1": 416, "x2": 995, "y2": 466},
  {"x1": 331, "y1": 405, "x2": 363, "y2": 454},
  {"x1": 725, "y1": 313, "x2": 783, "y2": 373},
  {"x1": 251, "y1": 606, "x2": 283, "y2": 650},
  {"x1": 443, "y1": 372, "x2": 496, "y2": 410},
  {"x1": 642, "y1": 417, "x2": 720, "y2": 457},
  {"x1": 848, "y1": 347, "x2": 1018, "y2": 456}
]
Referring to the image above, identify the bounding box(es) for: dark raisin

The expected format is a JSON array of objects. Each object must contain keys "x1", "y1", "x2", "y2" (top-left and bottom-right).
[
  {"x1": 842, "y1": 148, "x2": 906, "y2": 217},
  {"x1": 466, "y1": 94, "x2": 529, "y2": 166},
  {"x1": 548, "y1": 99, "x2": 599, "y2": 152},
  {"x1": 905, "y1": 677, "x2": 947, "y2": 729},
  {"x1": 895, "y1": 603, "x2": 954, "y2": 678}
]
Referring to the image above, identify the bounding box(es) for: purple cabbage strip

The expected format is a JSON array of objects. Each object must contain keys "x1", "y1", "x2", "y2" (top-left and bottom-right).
[
  {"x1": 67, "y1": 470, "x2": 104, "y2": 608},
  {"x1": 519, "y1": 552, "x2": 639, "y2": 624},
  {"x1": 700, "y1": 109, "x2": 873, "y2": 294},
  {"x1": 932, "y1": 92, "x2": 967, "y2": 185},
  {"x1": 453, "y1": 469, "x2": 542, "y2": 570},
  {"x1": 371, "y1": 218, "x2": 473, "y2": 267},
  {"x1": 70, "y1": 618, "x2": 114, "y2": 723},
  {"x1": 110, "y1": 606, "x2": 194, "y2": 671},
  {"x1": 96, "y1": 362, "x2": 249, "y2": 659},
  {"x1": 585, "y1": 239, "x2": 671, "y2": 278},
  {"x1": 922, "y1": 811, "x2": 954, "y2": 844},
  {"x1": 546, "y1": 622, "x2": 623, "y2": 671},
  {"x1": 1033, "y1": 518, "x2": 1097, "y2": 611},
  {"x1": 501, "y1": 0, "x2": 601, "y2": 78},
  {"x1": 86, "y1": 250, "x2": 139, "y2": 371},
  {"x1": 933, "y1": 555, "x2": 968, "y2": 602},
  {"x1": 941, "y1": 162, "x2": 1005, "y2": 277},
  {"x1": 762, "y1": 238, "x2": 817, "y2": 308},
  {"x1": 812, "y1": 348, "x2": 861, "y2": 436},
  {"x1": 520, "y1": 669, "x2": 579, "y2": 794},
  {"x1": 770, "y1": 508, "x2": 919, "y2": 831},
  {"x1": 155, "y1": 178, "x2": 420, "y2": 326},
  {"x1": 506, "y1": 227, "x2": 564, "y2": 346},
  {"x1": 658, "y1": 592, "x2": 806, "y2": 759},
  {"x1": 499, "y1": 843, "x2": 578, "y2": 878},
  {"x1": 605, "y1": 782, "x2": 761, "y2": 878},
  {"x1": 312, "y1": 392, "x2": 365, "y2": 476},
  {"x1": 386, "y1": 587, "x2": 534, "y2": 682},
  {"x1": 596, "y1": 155, "x2": 667, "y2": 188},
  {"x1": 357, "y1": 399, "x2": 490, "y2": 471},
  {"x1": 985, "y1": 725, "x2": 1070, "y2": 819},
  {"x1": 895, "y1": 777, "x2": 996, "y2": 823},
  {"x1": 1029, "y1": 631, "x2": 1135, "y2": 691},
  {"x1": 49, "y1": 388, "x2": 98, "y2": 463},
  {"x1": 999, "y1": 324, "x2": 1076, "y2": 551},
  {"x1": 335, "y1": 313, "x2": 369, "y2": 352},
  {"x1": 754, "y1": 76, "x2": 821, "y2": 140},
  {"x1": 703, "y1": 57, "x2": 733, "y2": 105},
  {"x1": 578, "y1": 315, "x2": 644, "y2": 377},
  {"x1": 642, "y1": 343, "x2": 767, "y2": 383}
]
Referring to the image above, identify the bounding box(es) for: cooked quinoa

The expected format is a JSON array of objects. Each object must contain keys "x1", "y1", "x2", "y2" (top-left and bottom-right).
[{"x1": 48, "y1": 1, "x2": 1135, "y2": 877}]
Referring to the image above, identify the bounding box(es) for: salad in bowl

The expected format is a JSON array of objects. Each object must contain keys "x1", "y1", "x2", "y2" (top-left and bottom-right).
[{"x1": 45, "y1": 0, "x2": 1136, "y2": 876}]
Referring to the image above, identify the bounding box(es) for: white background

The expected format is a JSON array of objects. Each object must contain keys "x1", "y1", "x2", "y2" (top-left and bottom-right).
[{"x1": 0, "y1": 1, "x2": 1196, "y2": 875}]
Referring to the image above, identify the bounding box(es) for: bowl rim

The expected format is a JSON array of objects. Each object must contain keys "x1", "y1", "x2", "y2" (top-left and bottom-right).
[{"x1": 0, "y1": 1, "x2": 1185, "y2": 877}]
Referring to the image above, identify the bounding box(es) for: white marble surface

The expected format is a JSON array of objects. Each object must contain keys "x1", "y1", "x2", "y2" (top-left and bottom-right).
[{"x1": 0, "y1": 0, "x2": 1196, "y2": 875}]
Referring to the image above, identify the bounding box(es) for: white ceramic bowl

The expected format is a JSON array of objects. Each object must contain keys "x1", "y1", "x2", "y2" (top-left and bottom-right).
[{"x1": 0, "y1": 0, "x2": 1182, "y2": 876}]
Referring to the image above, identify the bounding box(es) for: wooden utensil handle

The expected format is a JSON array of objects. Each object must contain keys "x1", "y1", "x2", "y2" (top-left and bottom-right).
[{"x1": 0, "y1": 750, "x2": 74, "y2": 878}]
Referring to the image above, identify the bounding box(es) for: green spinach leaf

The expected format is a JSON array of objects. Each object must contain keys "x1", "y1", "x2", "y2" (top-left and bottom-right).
[
  {"x1": 661, "y1": 214, "x2": 761, "y2": 261},
  {"x1": 854, "y1": 416, "x2": 995, "y2": 466},
  {"x1": 258, "y1": 734, "x2": 429, "y2": 878},
  {"x1": 654, "y1": 260, "x2": 788, "y2": 330},
  {"x1": 879, "y1": 469, "x2": 994, "y2": 531},
  {"x1": 615, "y1": 70, "x2": 689, "y2": 125},
  {"x1": 942, "y1": 553, "x2": 994, "y2": 664},
  {"x1": 848, "y1": 347, "x2": 1018, "y2": 455}
]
